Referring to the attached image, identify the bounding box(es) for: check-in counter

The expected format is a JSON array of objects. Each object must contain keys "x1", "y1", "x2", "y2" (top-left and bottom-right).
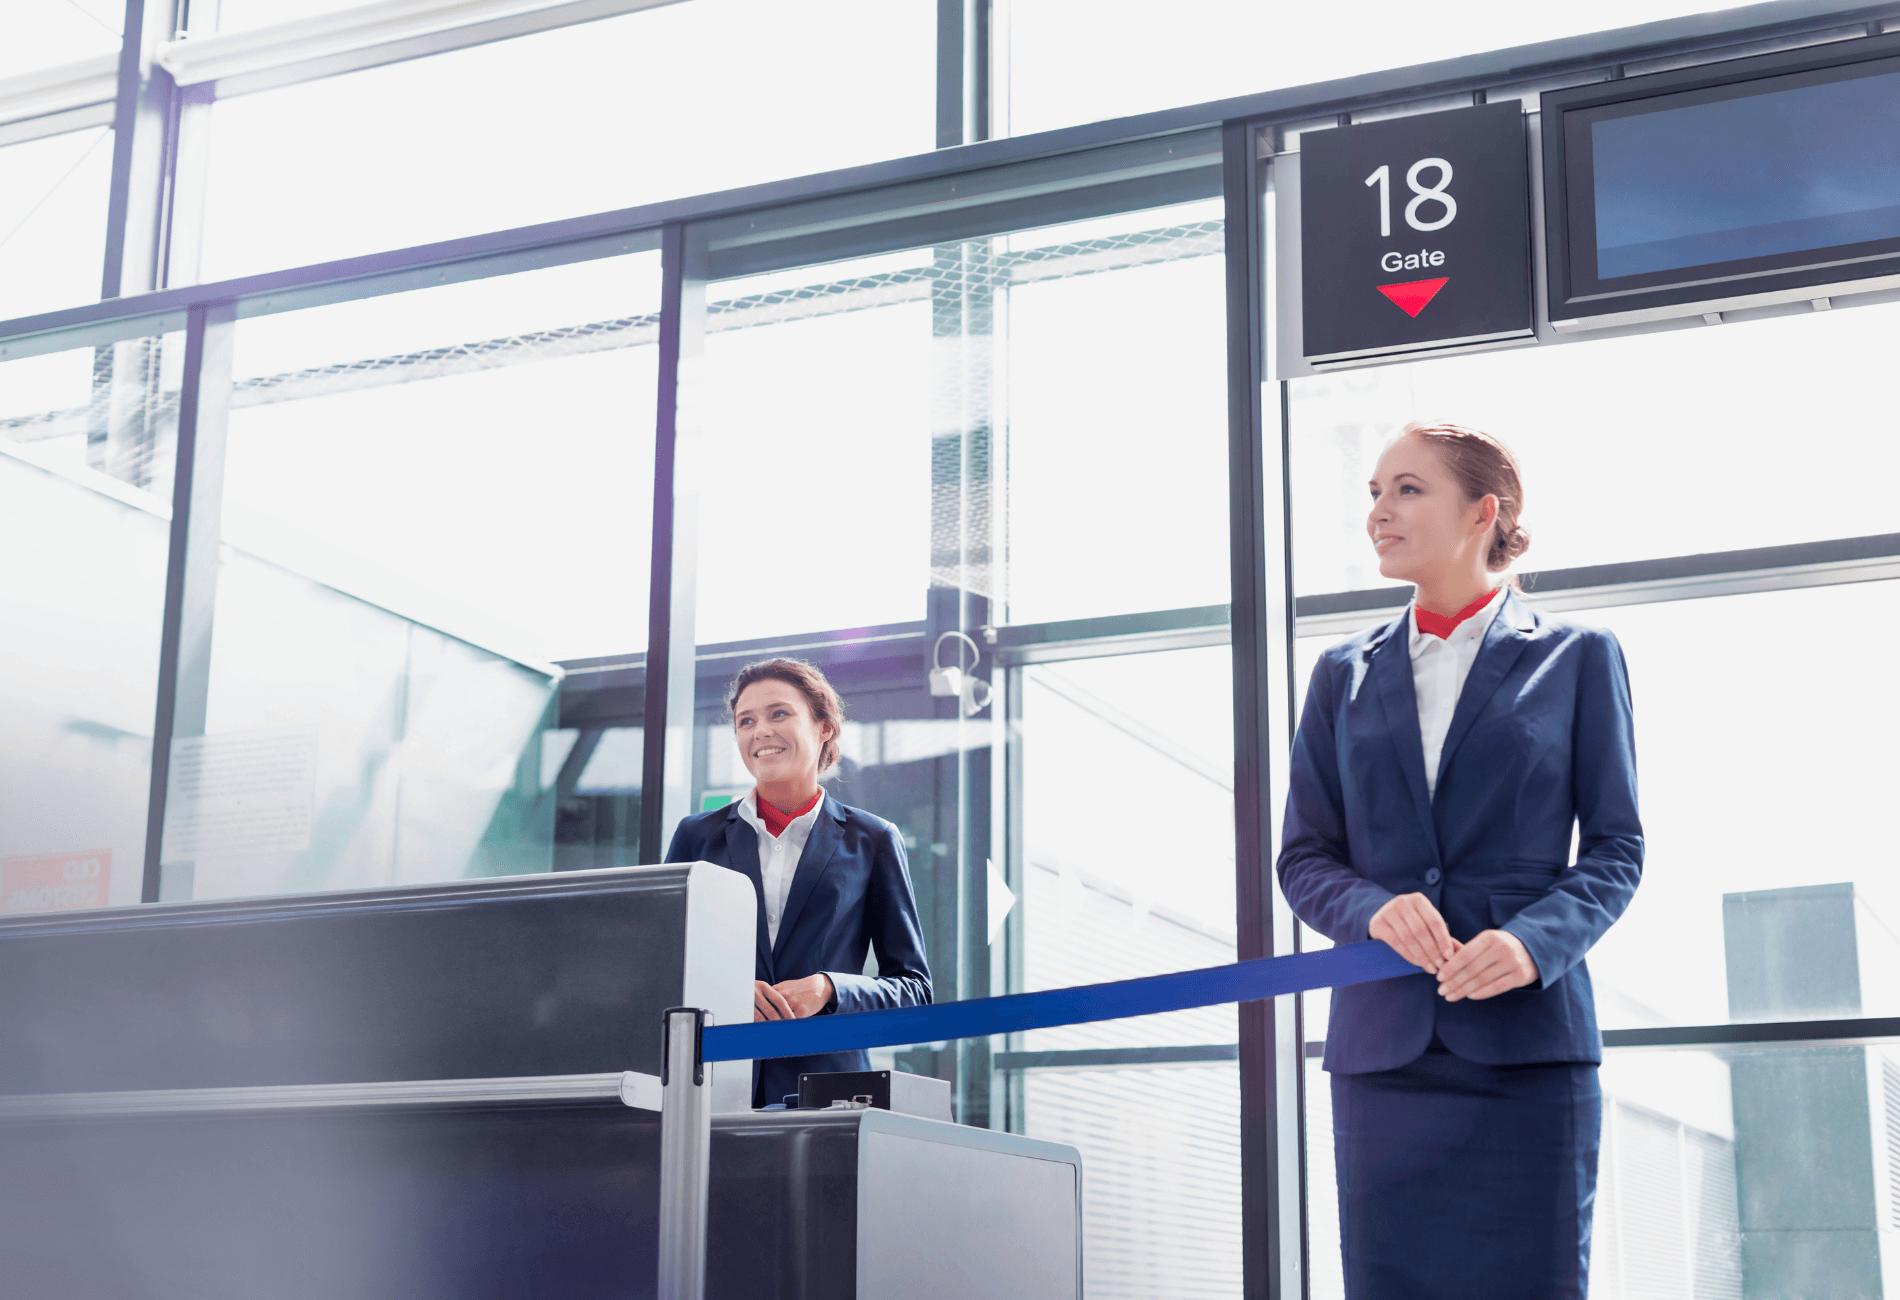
[
  {"x1": 0, "y1": 865, "x2": 1082, "y2": 1298},
  {"x1": 0, "y1": 863, "x2": 757, "y2": 1108}
]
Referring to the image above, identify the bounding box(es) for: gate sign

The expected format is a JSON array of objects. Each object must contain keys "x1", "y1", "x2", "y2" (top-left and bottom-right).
[{"x1": 1301, "y1": 102, "x2": 1532, "y2": 363}]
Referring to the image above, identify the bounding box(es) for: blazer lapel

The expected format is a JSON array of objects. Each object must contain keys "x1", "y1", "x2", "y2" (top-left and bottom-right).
[
  {"x1": 722, "y1": 810, "x2": 774, "y2": 981},
  {"x1": 1368, "y1": 611, "x2": 1437, "y2": 844},
  {"x1": 772, "y1": 798, "x2": 846, "y2": 963},
  {"x1": 1433, "y1": 590, "x2": 1537, "y2": 795}
]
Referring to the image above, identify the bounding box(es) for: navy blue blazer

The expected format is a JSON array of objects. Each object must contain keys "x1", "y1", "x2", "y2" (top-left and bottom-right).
[
  {"x1": 664, "y1": 795, "x2": 931, "y2": 1107},
  {"x1": 1278, "y1": 591, "x2": 1642, "y2": 1075}
]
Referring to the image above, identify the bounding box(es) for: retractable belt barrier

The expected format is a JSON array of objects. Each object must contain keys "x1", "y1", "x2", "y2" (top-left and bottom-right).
[
  {"x1": 660, "y1": 938, "x2": 1415, "y2": 1300},
  {"x1": 701, "y1": 940, "x2": 1416, "y2": 1062}
]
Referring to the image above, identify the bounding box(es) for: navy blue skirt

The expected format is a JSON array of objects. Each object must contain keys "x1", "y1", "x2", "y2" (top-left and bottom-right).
[{"x1": 1331, "y1": 1038, "x2": 1600, "y2": 1300}]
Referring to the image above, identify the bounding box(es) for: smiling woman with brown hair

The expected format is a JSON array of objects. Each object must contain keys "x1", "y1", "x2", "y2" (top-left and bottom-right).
[{"x1": 664, "y1": 656, "x2": 931, "y2": 1109}]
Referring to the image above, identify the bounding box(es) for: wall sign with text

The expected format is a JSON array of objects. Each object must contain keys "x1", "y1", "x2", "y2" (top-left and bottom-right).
[
  {"x1": 1300, "y1": 102, "x2": 1533, "y2": 363},
  {"x1": 2, "y1": 850, "x2": 111, "y2": 914}
]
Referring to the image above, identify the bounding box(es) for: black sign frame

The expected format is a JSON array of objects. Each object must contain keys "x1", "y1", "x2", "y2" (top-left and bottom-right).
[{"x1": 1300, "y1": 102, "x2": 1533, "y2": 363}]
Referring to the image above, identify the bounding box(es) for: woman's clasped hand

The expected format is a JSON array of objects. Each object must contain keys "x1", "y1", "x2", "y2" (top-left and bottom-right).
[
  {"x1": 753, "y1": 973, "x2": 834, "y2": 1021},
  {"x1": 1368, "y1": 892, "x2": 1540, "y2": 1001}
]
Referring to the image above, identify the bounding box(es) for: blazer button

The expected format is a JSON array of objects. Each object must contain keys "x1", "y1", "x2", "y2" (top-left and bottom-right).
[{"x1": 1424, "y1": 868, "x2": 1441, "y2": 885}]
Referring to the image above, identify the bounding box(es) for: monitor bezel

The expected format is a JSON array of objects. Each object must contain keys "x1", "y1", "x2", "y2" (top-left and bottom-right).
[{"x1": 1542, "y1": 32, "x2": 1900, "y2": 322}]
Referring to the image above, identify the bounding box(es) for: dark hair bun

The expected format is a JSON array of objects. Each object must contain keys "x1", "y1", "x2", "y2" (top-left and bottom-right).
[{"x1": 1489, "y1": 523, "x2": 1531, "y2": 571}]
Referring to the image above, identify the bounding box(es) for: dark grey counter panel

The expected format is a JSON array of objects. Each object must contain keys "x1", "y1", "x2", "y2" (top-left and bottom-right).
[
  {"x1": 0, "y1": 1103, "x2": 1082, "y2": 1299},
  {"x1": 0, "y1": 865, "x2": 752, "y2": 1097},
  {"x1": 3, "y1": 1100, "x2": 660, "y2": 1300}
]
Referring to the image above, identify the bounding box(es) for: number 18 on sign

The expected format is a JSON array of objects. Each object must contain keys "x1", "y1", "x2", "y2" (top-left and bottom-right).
[{"x1": 1300, "y1": 102, "x2": 1532, "y2": 363}]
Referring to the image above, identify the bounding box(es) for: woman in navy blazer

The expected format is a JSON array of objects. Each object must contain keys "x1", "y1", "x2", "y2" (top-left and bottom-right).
[
  {"x1": 1278, "y1": 423, "x2": 1642, "y2": 1300},
  {"x1": 664, "y1": 657, "x2": 930, "y2": 1108}
]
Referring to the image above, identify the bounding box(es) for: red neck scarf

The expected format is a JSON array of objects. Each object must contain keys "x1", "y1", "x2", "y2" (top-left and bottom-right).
[
  {"x1": 1415, "y1": 589, "x2": 1500, "y2": 641},
  {"x1": 757, "y1": 789, "x2": 822, "y2": 838}
]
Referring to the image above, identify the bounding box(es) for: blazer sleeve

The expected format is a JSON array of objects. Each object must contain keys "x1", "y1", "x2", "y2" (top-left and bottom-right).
[
  {"x1": 824, "y1": 822, "x2": 932, "y2": 1015},
  {"x1": 661, "y1": 822, "x2": 693, "y2": 864},
  {"x1": 1499, "y1": 628, "x2": 1644, "y2": 988},
  {"x1": 1277, "y1": 657, "x2": 1397, "y2": 945}
]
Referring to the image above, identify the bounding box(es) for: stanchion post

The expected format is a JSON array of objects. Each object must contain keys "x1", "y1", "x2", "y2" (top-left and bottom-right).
[{"x1": 658, "y1": 1006, "x2": 712, "y2": 1300}]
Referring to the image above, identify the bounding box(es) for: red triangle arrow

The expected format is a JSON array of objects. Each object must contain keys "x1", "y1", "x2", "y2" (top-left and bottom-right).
[{"x1": 1376, "y1": 277, "x2": 1449, "y2": 318}]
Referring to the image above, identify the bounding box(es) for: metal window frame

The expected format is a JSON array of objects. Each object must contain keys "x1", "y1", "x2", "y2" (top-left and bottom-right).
[
  {"x1": 102, "y1": 0, "x2": 179, "y2": 302},
  {"x1": 155, "y1": 0, "x2": 691, "y2": 99},
  {"x1": 1295, "y1": 533, "x2": 1900, "y2": 636},
  {"x1": 141, "y1": 299, "x2": 235, "y2": 903},
  {"x1": 1300, "y1": 1016, "x2": 1900, "y2": 1057},
  {"x1": 978, "y1": 532, "x2": 1900, "y2": 657},
  {"x1": 4, "y1": 1, "x2": 1889, "y2": 343},
  {"x1": 639, "y1": 221, "x2": 703, "y2": 864},
  {"x1": 1223, "y1": 116, "x2": 1301, "y2": 1300},
  {"x1": 15, "y1": 3, "x2": 1900, "y2": 1296},
  {"x1": 0, "y1": 56, "x2": 119, "y2": 143}
]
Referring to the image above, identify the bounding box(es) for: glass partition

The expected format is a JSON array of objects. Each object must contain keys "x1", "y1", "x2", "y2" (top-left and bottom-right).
[
  {"x1": 6, "y1": 2, "x2": 122, "y2": 80},
  {"x1": 0, "y1": 128, "x2": 114, "y2": 322},
  {"x1": 1017, "y1": 650, "x2": 1241, "y2": 1295},
  {"x1": 1287, "y1": 298, "x2": 1900, "y2": 594},
  {"x1": 0, "y1": 331, "x2": 184, "y2": 912},
  {"x1": 675, "y1": 150, "x2": 1237, "y2": 1295},
  {"x1": 1571, "y1": 581, "x2": 1900, "y2": 1031},
  {"x1": 196, "y1": 0, "x2": 935, "y2": 281},
  {"x1": 692, "y1": 246, "x2": 936, "y2": 647},
  {"x1": 992, "y1": 207, "x2": 1231, "y2": 624},
  {"x1": 1016, "y1": 1037, "x2": 1242, "y2": 1298},
  {"x1": 208, "y1": 0, "x2": 367, "y2": 30},
  {"x1": 688, "y1": 188, "x2": 1229, "y2": 646},
  {"x1": 1019, "y1": 647, "x2": 1236, "y2": 992},
  {"x1": 162, "y1": 247, "x2": 662, "y2": 902},
  {"x1": 1002, "y1": 0, "x2": 1731, "y2": 137}
]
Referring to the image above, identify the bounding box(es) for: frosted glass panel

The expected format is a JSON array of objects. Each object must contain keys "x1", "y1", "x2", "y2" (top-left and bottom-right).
[
  {"x1": 0, "y1": 334, "x2": 183, "y2": 911},
  {"x1": 199, "y1": 0, "x2": 934, "y2": 280},
  {"x1": 0, "y1": 129, "x2": 113, "y2": 322},
  {"x1": 1288, "y1": 299, "x2": 1900, "y2": 593},
  {"x1": 167, "y1": 251, "x2": 660, "y2": 901}
]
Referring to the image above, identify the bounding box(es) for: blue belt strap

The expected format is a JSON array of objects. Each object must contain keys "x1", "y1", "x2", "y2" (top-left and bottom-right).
[{"x1": 700, "y1": 941, "x2": 1415, "y2": 1062}]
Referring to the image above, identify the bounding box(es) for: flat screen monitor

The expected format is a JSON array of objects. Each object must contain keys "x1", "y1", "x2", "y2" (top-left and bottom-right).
[{"x1": 1543, "y1": 35, "x2": 1900, "y2": 323}]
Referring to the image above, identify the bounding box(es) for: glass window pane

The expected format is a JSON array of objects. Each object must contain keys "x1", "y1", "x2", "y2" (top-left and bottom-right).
[
  {"x1": 1289, "y1": 301, "x2": 1900, "y2": 594},
  {"x1": 678, "y1": 176, "x2": 1237, "y2": 1295},
  {"x1": 1003, "y1": 0, "x2": 1725, "y2": 137},
  {"x1": 5, "y1": 2, "x2": 121, "y2": 80},
  {"x1": 1021, "y1": 647, "x2": 1235, "y2": 1002},
  {"x1": 0, "y1": 128, "x2": 113, "y2": 321},
  {"x1": 692, "y1": 198, "x2": 1228, "y2": 645},
  {"x1": 1576, "y1": 582, "x2": 1900, "y2": 1031},
  {"x1": 210, "y1": 0, "x2": 365, "y2": 30},
  {"x1": 1019, "y1": 1037, "x2": 1242, "y2": 1296},
  {"x1": 694, "y1": 247, "x2": 933, "y2": 644},
  {"x1": 1000, "y1": 205, "x2": 1230, "y2": 623},
  {"x1": 0, "y1": 331, "x2": 184, "y2": 912},
  {"x1": 197, "y1": 0, "x2": 935, "y2": 281},
  {"x1": 166, "y1": 250, "x2": 661, "y2": 902},
  {"x1": 1016, "y1": 648, "x2": 1241, "y2": 1294}
]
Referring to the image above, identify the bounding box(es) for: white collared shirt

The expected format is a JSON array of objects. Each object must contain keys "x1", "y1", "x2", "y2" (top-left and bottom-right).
[
  {"x1": 1408, "y1": 587, "x2": 1508, "y2": 799},
  {"x1": 733, "y1": 789, "x2": 827, "y2": 946}
]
